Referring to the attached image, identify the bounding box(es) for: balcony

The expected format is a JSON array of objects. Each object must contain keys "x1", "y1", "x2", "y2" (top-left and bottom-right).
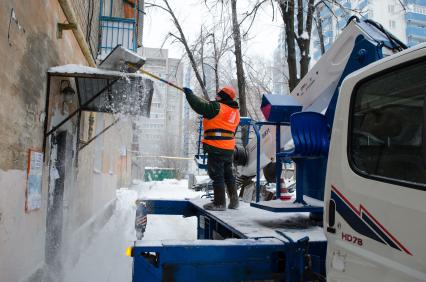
[
  {"x1": 324, "y1": 30, "x2": 333, "y2": 38},
  {"x1": 357, "y1": 0, "x2": 368, "y2": 10},
  {"x1": 406, "y1": 0, "x2": 426, "y2": 5},
  {"x1": 406, "y1": 25, "x2": 426, "y2": 40},
  {"x1": 99, "y1": 16, "x2": 137, "y2": 58},
  {"x1": 405, "y1": 12, "x2": 426, "y2": 26},
  {"x1": 98, "y1": 0, "x2": 139, "y2": 59},
  {"x1": 335, "y1": 8, "x2": 344, "y2": 18},
  {"x1": 342, "y1": 2, "x2": 352, "y2": 9},
  {"x1": 407, "y1": 38, "x2": 422, "y2": 47},
  {"x1": 338, "y1": 18, "x2": 347, "y2": 30}
]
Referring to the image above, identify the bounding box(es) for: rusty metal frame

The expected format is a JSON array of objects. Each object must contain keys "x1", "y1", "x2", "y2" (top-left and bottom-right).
[{"x1": 42, "y1": 73, "x2": 119, "y2": 156}]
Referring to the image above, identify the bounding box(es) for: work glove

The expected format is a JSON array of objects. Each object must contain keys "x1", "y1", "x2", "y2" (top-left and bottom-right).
[{"x1": 183, "y1": 87, "x2": 193, "y2": 95}]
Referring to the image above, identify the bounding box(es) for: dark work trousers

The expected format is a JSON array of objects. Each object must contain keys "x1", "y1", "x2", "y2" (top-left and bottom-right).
[{"x1": 207, "y1": 153, "x2": 235, "y2": 206}]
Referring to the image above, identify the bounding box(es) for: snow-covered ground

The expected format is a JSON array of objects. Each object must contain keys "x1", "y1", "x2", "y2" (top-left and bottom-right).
[{"x1": 63, "y1": 179, "x2": 204, "y2": 282}]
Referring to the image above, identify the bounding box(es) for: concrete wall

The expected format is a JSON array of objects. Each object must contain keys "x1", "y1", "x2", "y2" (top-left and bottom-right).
[
  {"x1": 0, "y1": 1, "x2": 134, "y2": 281},
  {"x1": 73, "y1": 0, "x2": 101, "y2": 59},
  {"x1": 0, "y1": 170, "x2": 46, "y2": 281},
  {"x1": 0, "y1": 1, "x2": 86, "y2": 281}
]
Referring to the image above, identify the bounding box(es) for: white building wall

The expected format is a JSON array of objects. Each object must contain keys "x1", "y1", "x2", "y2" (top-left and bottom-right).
[
  {"x1": 138, "y1": 48, "x2": 184, "y2": 170},
  {"x1": 368, "y1": 0, "x2": 407, "y2": 43},
  {"x1": 272, "y1": 26, "x2": 290, "y2": 95}
]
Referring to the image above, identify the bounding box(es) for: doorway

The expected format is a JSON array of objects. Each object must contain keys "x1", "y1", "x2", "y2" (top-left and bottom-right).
[{"x1": 45, "y1": 131, "x2": 68, "y2": 281}]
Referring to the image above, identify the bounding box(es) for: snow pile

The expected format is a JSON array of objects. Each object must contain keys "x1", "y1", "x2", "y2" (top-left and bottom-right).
[
  {"x1": 63, "y1": 188, "x2": 137, "y2": 282},
  {"x1": 134, "y1": 179, "x2": 204, "y2": 200},
  {"x1": 63, "y1": 179, "x2": 204, "y2": 281},
  {"x1": 195, "y1": 175, "x2": 210, "y2": 184},
  {"x1": 134, "y1": 179, "x2": 204, "y2": 241},
  {"x1": 48, "y1": 64, "x2": 144, "y2": 79}
]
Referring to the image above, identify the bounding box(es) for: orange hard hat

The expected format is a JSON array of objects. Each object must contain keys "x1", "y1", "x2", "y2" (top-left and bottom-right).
[{"x1": 219, "y1": 86, "x2": 237, "y2": 100}]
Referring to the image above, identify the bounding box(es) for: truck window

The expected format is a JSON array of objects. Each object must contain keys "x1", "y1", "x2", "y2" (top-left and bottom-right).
[{"x1": 349, "y1": 59, "x2": 426, "y2": 188}]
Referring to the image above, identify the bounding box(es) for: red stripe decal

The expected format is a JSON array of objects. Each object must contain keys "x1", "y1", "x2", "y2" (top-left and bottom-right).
[{"x1": 331, "y1": 185, "x2": 412, "y2": 256}]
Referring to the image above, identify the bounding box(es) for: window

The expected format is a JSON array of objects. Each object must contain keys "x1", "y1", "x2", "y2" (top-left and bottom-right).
[
  {"x1": 389, "y1": 20, "x2": 396, "y2": 29},
  {"x1": 349, "y1": 59, "x2": 426, "y2": 187},
  {"x1": 388, "y1": 5, "x2": 394, "y2": 13}
]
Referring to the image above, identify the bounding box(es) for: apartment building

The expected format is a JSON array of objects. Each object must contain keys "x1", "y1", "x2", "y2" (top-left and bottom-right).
[
  {"x1": 314, "y1": 0, "x2": 426, "y2": 59},
  {"x1": 272, "y1": 26, "x2": 290, "y2": 96},
  {"x1": 138, "y1": 47, "x2": 184, "y2": 171},
  {"x1": 0, "y1": 1, "x2": 148, "y2": 281}
]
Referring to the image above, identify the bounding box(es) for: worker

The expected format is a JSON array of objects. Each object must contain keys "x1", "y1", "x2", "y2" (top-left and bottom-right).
[{"x1": 183, "y1": 86, "x2": 241, "y2": 211}]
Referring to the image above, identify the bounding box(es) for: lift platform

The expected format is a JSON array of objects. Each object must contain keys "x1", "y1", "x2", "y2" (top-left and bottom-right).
[
  {"x1": 130, "y1": 198, "x2": 327, "y2": 281},
  {"x1": 130, "y1": 18, "x2": 411, "y2": 282}
]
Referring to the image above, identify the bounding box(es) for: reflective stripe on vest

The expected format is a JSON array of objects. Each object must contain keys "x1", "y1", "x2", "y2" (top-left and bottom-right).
[{"x1": 202, "y1": 103, "x2": 240, "y2": 150}]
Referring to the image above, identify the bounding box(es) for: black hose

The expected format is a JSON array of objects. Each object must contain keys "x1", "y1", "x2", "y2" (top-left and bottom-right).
[
  {"x1": 364, "y1": 19, "x2": 408, "y2": 51},
  {"x1": 346, "y1": 15, "x2": 360, "y2": 26},
  {"x1": 346, "y1": 16, "x2": 407, "y2": 51}
]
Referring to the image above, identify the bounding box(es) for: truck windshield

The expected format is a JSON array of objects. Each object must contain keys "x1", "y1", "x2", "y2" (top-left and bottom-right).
[{"x1": 349, "y1": 58, "x2": 426, "y2": 188}]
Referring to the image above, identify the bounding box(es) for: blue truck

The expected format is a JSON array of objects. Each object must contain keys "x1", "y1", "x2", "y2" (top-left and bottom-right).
[{"x1": 129, "y1": 19, "x2": 426, "y2": 281}]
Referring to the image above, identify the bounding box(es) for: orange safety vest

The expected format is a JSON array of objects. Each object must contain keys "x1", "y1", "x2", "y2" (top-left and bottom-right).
[{"x1": 202, "y1": 103, "x2": 240, "y2": 150}]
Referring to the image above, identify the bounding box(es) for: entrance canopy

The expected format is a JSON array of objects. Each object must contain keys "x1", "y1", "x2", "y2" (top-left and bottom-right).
[
  {"x1": 48, "y1": 64, "x2": 153, "y2": 116},
  {"x1": 44, "y1": 47, "x2": 154, "y2": 157}
]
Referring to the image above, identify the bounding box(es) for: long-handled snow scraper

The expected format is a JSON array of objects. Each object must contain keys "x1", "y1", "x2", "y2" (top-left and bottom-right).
[{"x1": 138, "y1": 68, "x2": 184, "y2": 92}]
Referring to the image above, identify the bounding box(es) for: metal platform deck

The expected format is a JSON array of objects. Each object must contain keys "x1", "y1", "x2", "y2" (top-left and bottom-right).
[
  {"x1": 136, "y1": 198, "x2": 328, "y2": 281},
  {"x1": 250, "y1": 196, "x2": 324, "y2": 213},
  {"x1": 190, "y1": 198, "x2": 326, "y2": 243}
]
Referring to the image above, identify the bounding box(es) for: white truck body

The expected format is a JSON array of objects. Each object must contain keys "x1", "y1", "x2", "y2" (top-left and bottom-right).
[
  {"x1": 325, "y1": 42, "x2": 426, "y2": 281},
  {"x1": 132, "y1": 20, "x2": 426, "y2": 282},
  {"x1": 238, "y1": 21, "x2": 397, "y2": 177}
]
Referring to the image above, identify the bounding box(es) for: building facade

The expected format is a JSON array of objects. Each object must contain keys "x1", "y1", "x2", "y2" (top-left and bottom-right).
[
  {"x1": 314, "y1": 0, "x2": 426, "y2": 59},
  {"x1": 0, "y1": 1, "x2": 145, "y2": 281},
  {"x1": 272, "y1": 26, "x2": 290, "y2": 96}
]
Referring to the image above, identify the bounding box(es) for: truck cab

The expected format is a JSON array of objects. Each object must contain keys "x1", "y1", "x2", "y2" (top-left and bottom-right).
[{"x1": 325, "y1": 43, "x2": 426, "y2": 281}]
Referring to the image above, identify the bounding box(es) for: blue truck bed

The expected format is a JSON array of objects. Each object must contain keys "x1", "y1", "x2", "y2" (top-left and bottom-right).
[{"x1": 130, "y1": 198, "x2": 327, "y2": 281}]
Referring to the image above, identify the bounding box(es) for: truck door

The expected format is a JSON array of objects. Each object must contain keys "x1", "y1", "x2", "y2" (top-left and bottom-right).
[{"x1": 324, "y1": 52, "x2": 426, "y2": 281}]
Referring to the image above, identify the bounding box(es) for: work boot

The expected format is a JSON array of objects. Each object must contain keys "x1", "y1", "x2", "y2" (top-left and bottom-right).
[
  {"x1": 203, "y1": 202, "x2": 226, "y2": 211},
  {"x1": 226, "y1": 183, "x2": 239, "y2": 209},
  {"x1": 213, "y1": 183, "x2": 226, "y2": 208},
  {"x1": 228, "y1": 194, "x2": 239, "y2": 209}
]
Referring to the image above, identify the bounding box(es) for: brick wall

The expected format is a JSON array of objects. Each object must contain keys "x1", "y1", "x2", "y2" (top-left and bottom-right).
[{"x1": 72, "y1": 0, "x2": 101, "y2": 60}]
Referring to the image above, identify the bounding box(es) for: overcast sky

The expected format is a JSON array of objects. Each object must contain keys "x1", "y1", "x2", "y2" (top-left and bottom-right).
[{"x1": 142, "y1": 0, "x2": 283, "y2": 60}]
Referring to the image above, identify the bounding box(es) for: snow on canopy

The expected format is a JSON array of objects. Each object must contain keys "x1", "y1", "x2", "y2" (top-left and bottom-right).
[
  {"x1": 48, "y1": 64, "x2": 145, "y2": 79},
  {"x1": 48, "y1": 64, "x2": 154, "y2": 117}
]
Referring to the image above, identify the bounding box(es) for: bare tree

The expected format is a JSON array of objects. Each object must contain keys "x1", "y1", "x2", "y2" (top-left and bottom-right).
[
  {"x1": 203, "y1": 0, "x2": 269, "y2": 113},
  {"x1": 315, "y1": 5, "x2": 325, "y2": 55},
  {"x1": 199, "y1": 26, "x2": 208, "y2": 94},
  {"x1": 208, "y1": 11, "x2": 234, "y2": 93},
  {"x1": 230, "y1": 0, "x2": 248, "y2": 118},
  {"x1": 205, "y1": 0, "x2": 271, "y2": 146},
  {"x1": 146, "y1": 0, "x2": 210, "y2": 99},
  {"x1": 276, "y1": 0, "x2": 314, "y2": 91},
  {"x1": 196, "y1": 13, "x2": 233, "y2": 97},
  {"x1": 244, "y1": 56, "x2": 274, "y2": 120},
  {"x1": 276, "y1": 0, "x2": 368, "y2": 91}
]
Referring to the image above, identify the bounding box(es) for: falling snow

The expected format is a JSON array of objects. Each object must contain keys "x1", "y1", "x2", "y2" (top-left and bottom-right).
[{"x1": 63, "y1": 179, "x2": 204, "y2": 282}]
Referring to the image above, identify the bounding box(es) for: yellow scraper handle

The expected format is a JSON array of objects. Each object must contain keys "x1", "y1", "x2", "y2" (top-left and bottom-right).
[{"x1": 139, "y1": 68, "x2": 184, "y2": 92}]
